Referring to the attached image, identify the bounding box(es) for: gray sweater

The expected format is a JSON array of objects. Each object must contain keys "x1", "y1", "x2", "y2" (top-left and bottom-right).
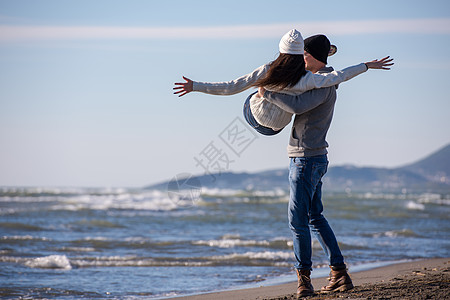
[{"x1": 263, "y1": 66, "x2": 341, "y2": 158}]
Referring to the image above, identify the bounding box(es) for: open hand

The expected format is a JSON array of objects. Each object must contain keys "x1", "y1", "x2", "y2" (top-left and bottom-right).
[
  {"x1": 173, "y1": 76, "x2": 193, "y2": 97},
  {"x1": 365, "y1": 56, "x2": 394, "y2": 70}
]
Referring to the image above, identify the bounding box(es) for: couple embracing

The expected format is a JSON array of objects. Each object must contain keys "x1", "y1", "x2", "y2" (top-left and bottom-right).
[{"x1": 174, "y1": 29, "x2": 393, "y2": 297}]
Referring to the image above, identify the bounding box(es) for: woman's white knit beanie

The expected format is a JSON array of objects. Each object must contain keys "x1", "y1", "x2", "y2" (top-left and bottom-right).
[{"x1": 279, "y1": 29, "x2": 304, "y2": 55}]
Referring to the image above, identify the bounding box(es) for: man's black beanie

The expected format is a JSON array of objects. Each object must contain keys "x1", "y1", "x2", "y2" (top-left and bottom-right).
[{"x1": 304, "y1": 34, "x2": 331, "y2": 64}]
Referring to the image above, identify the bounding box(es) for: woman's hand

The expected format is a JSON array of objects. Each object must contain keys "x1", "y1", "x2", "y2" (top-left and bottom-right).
[
  {"x1": 365, "y1": 56, "x2": 394, "y2": 70},
  {"x1": 173, "y1": 76, "x2": 193, "y2": 97}
]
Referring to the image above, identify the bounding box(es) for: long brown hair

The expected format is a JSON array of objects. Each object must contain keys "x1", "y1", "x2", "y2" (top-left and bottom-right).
[{"x1": 252, "y1": 53, "x2": 307, "y2": 91}]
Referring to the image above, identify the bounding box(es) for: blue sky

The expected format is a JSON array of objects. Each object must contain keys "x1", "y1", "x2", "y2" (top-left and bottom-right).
[{"x1": 1, "y1": 0, "x2": 449, "y2": 187}]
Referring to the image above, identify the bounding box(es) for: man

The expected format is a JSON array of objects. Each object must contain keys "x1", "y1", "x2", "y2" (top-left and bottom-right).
[{"x1": 258, "y1": 35, "x2": 393, "y2": 297}]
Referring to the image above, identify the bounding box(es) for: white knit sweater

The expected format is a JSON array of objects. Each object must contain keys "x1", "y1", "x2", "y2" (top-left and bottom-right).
[{"x1": 192, "y1": 63, "x2": 368, "y2": 130}]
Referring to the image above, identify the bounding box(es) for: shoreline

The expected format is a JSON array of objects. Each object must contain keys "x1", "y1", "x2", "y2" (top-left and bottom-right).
[{"x1": 168, "y1": 257, "x2": 449, "y2": 300}]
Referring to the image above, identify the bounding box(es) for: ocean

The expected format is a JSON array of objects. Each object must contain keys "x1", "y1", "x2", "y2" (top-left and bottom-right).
[{"x1": 1, "y1": 186, "x2": 449, "y2": 299}]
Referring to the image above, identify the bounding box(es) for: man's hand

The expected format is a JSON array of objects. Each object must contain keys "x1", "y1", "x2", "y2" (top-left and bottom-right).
[
  {"x1": 258, "y1": 86, "x2": 266, "y2": 98},
  {"x1": 365, "y1": 56, "x2": 394, "y2": 70},
  {"x1": 173, "y1": 76, "x2": 193, "y2": 97}
]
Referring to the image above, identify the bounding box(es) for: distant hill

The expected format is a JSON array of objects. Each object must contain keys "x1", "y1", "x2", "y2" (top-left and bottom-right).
[
  {"x1": 148, "y1": 169, "x2": 289, "y2": 191},
  {"x1": 146, "y1": 143, "x2": 450, "y2": 193},
  {"x1": 399, "y1": 144, "x2": 450, "y2": 184}
]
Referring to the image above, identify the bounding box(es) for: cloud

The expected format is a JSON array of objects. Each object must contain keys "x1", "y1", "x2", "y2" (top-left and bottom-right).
[{"x1": 1, "y1": 18, "x2": 449, "y2": 42}]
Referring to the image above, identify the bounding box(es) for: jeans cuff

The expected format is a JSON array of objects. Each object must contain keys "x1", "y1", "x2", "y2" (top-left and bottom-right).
[{"x1": 330, "y1": 264, "x2": 346, "y2": 271}]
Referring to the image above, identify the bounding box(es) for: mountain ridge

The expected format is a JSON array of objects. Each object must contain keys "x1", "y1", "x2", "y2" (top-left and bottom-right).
[{"x1": 146, "y1": 143, "x2": 450, "y2": 193}]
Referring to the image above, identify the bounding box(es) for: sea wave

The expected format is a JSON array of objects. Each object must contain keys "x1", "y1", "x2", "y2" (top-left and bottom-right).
[
  {"x1": 0, "y1": 222, "x2": 45, "y2": 231},
  {"x1": 0, "y1": 286, "x2": 105, "y2": 299},
  {"x1": 0, "y1": 186, "x2": 128, "y2": 197},
  {"x1": 51, "y1": 192, "x2": 178, "y2": 211},
  {"x1": 417, "y1": 193, "x2": 450, "y2": 206},
  {"x1": 25, "y1": 255, "x2": 72, "y2": 269},
  {"x1": 1, "y1": 250, "x2": 294, "y2": 270},
  {"x1": 67, "y1": 237, "x2": 185, "y2": 250},
  {"x1": 2, "y1": 235, "x2": 196, "y2": 251},
  {"x1": 192, "y1": 236, "x2": 292, "y2": 249},
  {"x1": 201, "y1": 187, "x2": 287, "y2": 197},
  {"x1": 68, "y1": 251, "x2": 294, "y2": 268},
  {"x1": 0, "y1": 188, "x2": 179, "y2": 212},
  {"x1": 371, "y1": 229, "x2": 420, "y2": 238},
  {"x1": 1, "y1": 235, "x2": 51, "y2": 241},
  {"x1": 405, "y1": 201, "x2": 425, "y2": 210},
  {"x1": 0, "y1": 186, "x2": 291, "y2": 214},
  {"x1": 58, "y1": 247, "x2": 97, "y2": 253},
  {"x1": 2, "y1": 234, "x2": 372, "y2": 254},
  {"x1": 0, "y1": 255, "x2": 72, "y2": 270},
  {"x1": 212, "y1": 251, "x2": 292, "y2": 261}
]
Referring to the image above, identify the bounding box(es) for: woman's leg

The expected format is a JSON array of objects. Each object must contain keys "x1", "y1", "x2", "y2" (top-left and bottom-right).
[{"x1": 243, "y1": 92, "x2": 283, "y2": 136}]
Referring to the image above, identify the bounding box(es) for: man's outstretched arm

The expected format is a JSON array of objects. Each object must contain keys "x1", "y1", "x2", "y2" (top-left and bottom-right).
[{"x1": 260, "y1": 87, "x2": 333, "y2": 115}]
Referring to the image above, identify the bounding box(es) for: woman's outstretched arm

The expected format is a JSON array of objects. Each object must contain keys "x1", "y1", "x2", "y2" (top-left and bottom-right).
[{"x1": 173, "y1": 64, "x2": 268, "y2": 97}]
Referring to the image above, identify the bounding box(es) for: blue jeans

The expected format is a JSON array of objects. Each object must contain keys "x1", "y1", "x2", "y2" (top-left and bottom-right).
[
  {"x1": 243, "y1": 92, "x2": 283, "y2": 136},
  {"x1": 288, "y1": 155, "x2": 345, "y2": 270}
]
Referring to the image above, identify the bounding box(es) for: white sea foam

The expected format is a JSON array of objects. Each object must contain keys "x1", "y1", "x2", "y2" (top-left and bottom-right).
[
  {"x1": 1, "y1": 235, "x2": 51, "y2": 241},
  {"x1": 417, "y1": 193, "x2": 450, "y2": 206},
  {"x1": 406, "y1": 201, "x2": 425, "y2": 210},
  {"x1": 193, "y1": 239, "x2": 270, "y2": 248},
  {"x1": 69, "y1": 256, "x2": 212, "y2": 268},
  {"x1": 244, "y1": 251, "x2": 292, "y2": 260},
  {"x1": 201, "y1": 188, "x2": 245, "y2": 196},
  {"x1": 1, "y1": 187, "x2": 179, "y2": 212},
  {"x1": 60, "y1": 247, "x2": 96, "y2": 252},
  {"x1": 0, "y1": 186, "x2": 290, "y2": 214},
  {"x1": 24, "y1": 255, "x2": 72, "y2": 270},
  {"x1": 0, "y1": 186, "x2": 127, "y2": 196},
  {"x1": 193, "y1": 236, "x2": 292, "y2": 249},
  {"x1": 212, "y1": 251, "x2": 292, "y2": 261},
  {"x1": 25, "y1": 250, "x2": 294, "y2": 269},
  {"x1": 201, "y1": 187, "x2": 287, "y2": 198},
  {"x1": 12, "y1": 192, "x2": 173, "y2": 212},
  {"x1": 0, "y1": 256, "x2": 25, "y2": 264},
  {"x1": 373, "y1": 229, "x2": 418, "y2": 238},
  {"x1": 53, "y1": 190, "x2": 177, "y2": 211},
  {"x1": 361, "y1": 192, "x2": 402, "y2": 200}
]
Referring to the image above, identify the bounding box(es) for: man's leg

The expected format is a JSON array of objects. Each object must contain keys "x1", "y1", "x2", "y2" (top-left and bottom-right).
[
  {"x1": 288, "y1": 157, "x2": 314, "y2": 271},
  {"x1": 307, "y1": 161, "x2": 353, "y2": 293},
  {"x1": 309, "y1": 179, "x2": 345, "y2": 268}
]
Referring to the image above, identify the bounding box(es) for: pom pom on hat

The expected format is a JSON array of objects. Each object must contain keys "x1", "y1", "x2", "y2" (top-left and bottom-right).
[{"x1": 279, "y1": 29, "x2": 304, "y2": 55}]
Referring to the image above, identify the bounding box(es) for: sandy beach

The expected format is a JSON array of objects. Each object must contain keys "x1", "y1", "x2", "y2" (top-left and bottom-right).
[{"x1": 173, "y1": 257, "x2": 449, "y2": 300}]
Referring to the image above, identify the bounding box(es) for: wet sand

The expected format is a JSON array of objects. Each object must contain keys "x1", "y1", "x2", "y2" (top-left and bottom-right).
[{"x1": 172, "y1": 257, "x2": 449, "y2": 300}]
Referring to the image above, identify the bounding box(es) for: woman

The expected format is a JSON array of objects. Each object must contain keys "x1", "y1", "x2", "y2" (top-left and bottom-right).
[{"x1": 173, "y1": 29, "x2": 393, "y2": 135}]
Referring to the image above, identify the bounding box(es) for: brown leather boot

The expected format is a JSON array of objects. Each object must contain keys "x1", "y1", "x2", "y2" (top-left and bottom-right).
[
  {"x1": 321, "y1": 266, "x2": 354, "y2": 293},
  {"x1": 296, "y1": 269, "x2": 314, "y2": 297}
]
